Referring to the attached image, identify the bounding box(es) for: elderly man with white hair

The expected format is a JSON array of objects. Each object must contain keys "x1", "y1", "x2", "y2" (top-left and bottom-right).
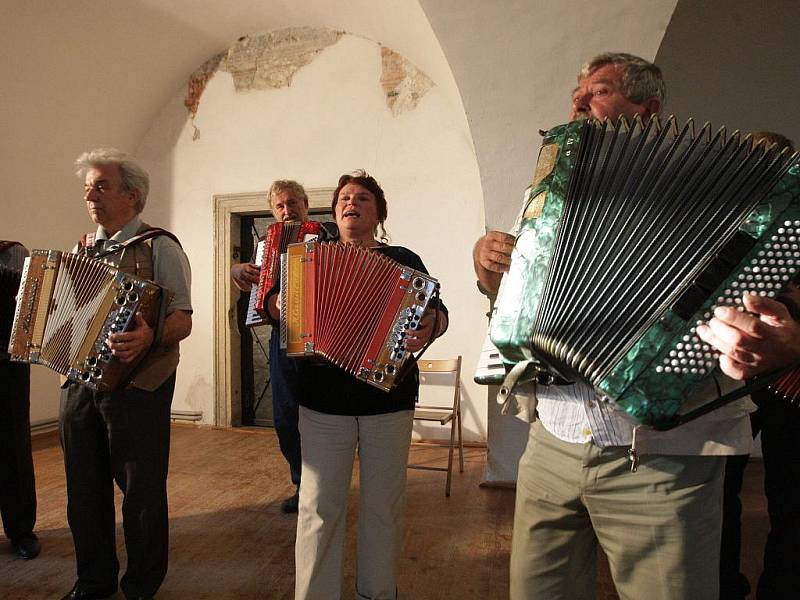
[{"x1": 59, "y1": 148, "x2": 192, "y2": 600}]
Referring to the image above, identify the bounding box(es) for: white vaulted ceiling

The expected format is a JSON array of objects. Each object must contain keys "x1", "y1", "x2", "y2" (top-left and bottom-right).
[{"x1": 5, "y1": 1, "x2": 800, "y2": 237}]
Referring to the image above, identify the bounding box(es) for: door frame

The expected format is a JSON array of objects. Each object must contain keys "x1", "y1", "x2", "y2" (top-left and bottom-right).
[{"x1": 212, "y1": 188, "x2": 333, "y2": 427}]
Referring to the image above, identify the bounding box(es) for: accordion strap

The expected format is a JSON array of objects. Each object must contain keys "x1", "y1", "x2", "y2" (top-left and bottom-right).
[
  {"x1": 652, "y1": 360, "x2": 800, "y2": 431},
  {"x1": 87, "y1": 227, "x2": 183, "y2": 258}
]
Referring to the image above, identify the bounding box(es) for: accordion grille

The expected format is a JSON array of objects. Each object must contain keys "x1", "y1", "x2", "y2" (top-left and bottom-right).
[
  {"x1": 40, "y1": 254, "x2": 114, "y2": 372},
  {"x1": 283, "y1": 241, "x2": 439, "y2": 391},
  {"x1": 313, "y1": 244, "x2": 401, "y2": 373},
  {"x1": 531, "y1": 118, "x2": 798, "y2": 385}
]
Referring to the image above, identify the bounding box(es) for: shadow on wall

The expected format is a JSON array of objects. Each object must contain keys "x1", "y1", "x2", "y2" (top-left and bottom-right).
[{"x1": 656, "y1": 0, "x2": 800, "y2": 144}]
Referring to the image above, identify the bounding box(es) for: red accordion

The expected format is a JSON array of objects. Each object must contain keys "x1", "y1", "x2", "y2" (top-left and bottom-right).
[
  {"x1": 248, "y1": 220, "x2": 321, "y2": 326},
  {"x1": 772, "y1": 367, "x2": 800, "y2": 405},
  {"x1": 281, "y1": 241, "x2": 439, "y2": 391}
]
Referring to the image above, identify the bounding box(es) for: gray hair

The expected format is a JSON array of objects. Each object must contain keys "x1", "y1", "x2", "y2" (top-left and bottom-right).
[
  {"x1": 268, "y1": 179, "x2": 308, "y2": 206},
  {"x1": 580, "y1": 52, "x2": 666, "y2": 104},
  {"x1": 75, "y1": 148, "x2": 150, "y2": 213}
]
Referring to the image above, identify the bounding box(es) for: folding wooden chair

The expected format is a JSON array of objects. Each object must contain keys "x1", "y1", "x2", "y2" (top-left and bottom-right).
[{"x1": 408, "y1": 356, "x2": 464, "y2": 496}]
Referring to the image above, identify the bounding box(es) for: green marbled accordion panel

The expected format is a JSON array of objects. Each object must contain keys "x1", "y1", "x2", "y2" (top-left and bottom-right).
[{"x1": 490, "y1": 117, "x2": 800, "y2": 426}]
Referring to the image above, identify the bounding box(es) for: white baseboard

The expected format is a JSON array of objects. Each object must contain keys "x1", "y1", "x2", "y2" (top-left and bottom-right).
[
  {"x1": 171, "y1": 409, "x2": 203, "y2": 422},
  {"x1": 30, "y1": 410, "x2": 204, "y2": 436}
]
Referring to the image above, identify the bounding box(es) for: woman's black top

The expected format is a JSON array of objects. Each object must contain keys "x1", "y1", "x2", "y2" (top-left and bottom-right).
[{"x1": 296, "y1": 244, "x2": 448, "y2": 416}]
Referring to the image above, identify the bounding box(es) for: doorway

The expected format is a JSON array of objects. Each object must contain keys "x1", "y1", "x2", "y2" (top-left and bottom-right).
[
  {"x1": 238, "y1": 208, "x2": 333, "y2": 427},
  {"x1": 212, "y1": 188, "x2": 334, "y2": 428}
]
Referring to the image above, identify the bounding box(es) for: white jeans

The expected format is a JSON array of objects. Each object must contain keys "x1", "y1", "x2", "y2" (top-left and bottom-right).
[{"x1": 295, "y1": 407, "x2": 414, "y2": 600}]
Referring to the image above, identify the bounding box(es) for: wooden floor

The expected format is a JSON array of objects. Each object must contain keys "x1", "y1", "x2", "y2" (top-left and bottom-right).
[{"x1": 0, "y1": 424, "x2": 769, "y2": 599}]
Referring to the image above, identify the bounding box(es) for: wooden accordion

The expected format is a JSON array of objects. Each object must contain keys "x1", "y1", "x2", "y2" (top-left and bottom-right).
[
  {"x1": 488, "y1": 116, "x2": 800, "y2": 426},
  {"x1": 9, "y1": 250, "x2": 164, "y2": 391},
  {"x1": 281, "y1": 241, "x2": 439, "y2": 391},
  {"x1": 247, "y1": 220, "x2": 321, "y2": 326}
]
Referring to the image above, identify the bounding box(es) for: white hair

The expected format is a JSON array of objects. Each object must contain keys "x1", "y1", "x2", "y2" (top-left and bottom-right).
[{"x1": 75, "y1": 148, "x2": 150, "y2": 213}]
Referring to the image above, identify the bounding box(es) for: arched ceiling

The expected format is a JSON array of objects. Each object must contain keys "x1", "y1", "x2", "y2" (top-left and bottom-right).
[
  {"x1": 1, "y1": 0, "x2": 467, "y2": 245},
  {"x1": 8, "y1": 1, "x2": 797, "y2": 240},
  {"x1": 419, "y1": 0, "x2": 678, "y2": 230}
]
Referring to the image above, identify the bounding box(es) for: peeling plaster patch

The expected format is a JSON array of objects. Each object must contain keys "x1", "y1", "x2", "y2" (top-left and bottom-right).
[
  {"x1": 380, "y1": 47, "x2": 434, "y2": 117},
  {"x1": 221, "y1": 28, "x2": 343, "y2": 92},
  {"x1": 185, "y1": 52, "x2": 225, "y2": 140},
  {"x1": 185, "y1": 52, "x2": 225, "y2": 117},
  {"x1": 182, "y1": 28, "x2": 433, "y2": 140}
]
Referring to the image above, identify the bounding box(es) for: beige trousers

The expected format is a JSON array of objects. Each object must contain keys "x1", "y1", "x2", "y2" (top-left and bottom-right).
[
  {"x1": 295, "y1": 407, "x2": 414, "y2": 600},
  {"x1": 510, "y1": 420, "x2": 725, "y2": 600}
]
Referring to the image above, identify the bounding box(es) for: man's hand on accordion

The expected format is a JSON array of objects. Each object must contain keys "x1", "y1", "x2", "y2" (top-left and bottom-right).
[
  {"x1": 231, "y1": 262, "x2": 260, "y2": 291},
  {"x1": 404, "y1": 308, "x2": 448, "y2": 353},
  {"x1": 696, "y1": 291, "x2": 800, "y2": 380},
  {"x1": 107, "y1": 312, "x2": 154, "y2": 364},
  {"x1": 473, "y1": 231, "x2": 515, "y2": 296}
]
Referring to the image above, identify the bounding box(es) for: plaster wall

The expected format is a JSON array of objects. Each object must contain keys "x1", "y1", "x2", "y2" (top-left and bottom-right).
[
  {"x1": 1, "y1": 0, "x2": 474, "y2": 427},
  {"x1": 136, "y1": 34, "x2": 488, "y2": 441},
  {"x1": 420, "y1": 0, "x2": 678, "y2": 231}
]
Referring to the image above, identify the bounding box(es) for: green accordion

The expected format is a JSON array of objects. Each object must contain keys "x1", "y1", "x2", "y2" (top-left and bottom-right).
[{"x1": 487, "y1": 117, "x2": 800, "y2": 427}]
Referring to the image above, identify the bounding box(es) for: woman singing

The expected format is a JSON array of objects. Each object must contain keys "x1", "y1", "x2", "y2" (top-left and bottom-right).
[{"x1": 293, "y1": 171, "x2": 448, "y2": 600}]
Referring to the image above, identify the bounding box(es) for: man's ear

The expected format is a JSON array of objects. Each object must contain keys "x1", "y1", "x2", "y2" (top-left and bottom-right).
[
  {"x1": 128, "y1": 189, "x2": 140, "y2": 210},
  {"x1": 643, "y1": 97, "x2": 662, "y2": 118}
]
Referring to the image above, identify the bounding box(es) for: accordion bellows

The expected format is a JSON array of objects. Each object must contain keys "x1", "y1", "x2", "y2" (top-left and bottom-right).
[
  {"x1": 249, "y1": 220, "x2": 321, "y2": 326},
  {"x1": 490, "y1": 116, "x2": 800, "y2": 425},
  {"x1": 9, "y1": 250, "x2": 163, "y2": 391},
  {"x1": 281, "y1": 241, "x2": 439, "y2": 392}
]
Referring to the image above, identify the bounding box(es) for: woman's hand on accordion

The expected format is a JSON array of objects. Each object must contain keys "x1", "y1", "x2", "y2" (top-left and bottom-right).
[
  {"x1": 696, "y1": 291, "x2": 800, "y2": 380},
  {"x1": 404, "y1": 308, "x2": 448, "y2": 353},
  {"x1": 107, "y1": 312, "x2": 154, "y2": 364}
]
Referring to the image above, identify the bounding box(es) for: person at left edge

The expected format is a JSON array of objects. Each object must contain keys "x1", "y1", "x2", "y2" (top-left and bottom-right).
[
  {"x1": 59, "y1": 148, "x2": 192, "y2": 600},
  {"x1": 0, "y1": 241, "x2": 40, "y2": 561}
]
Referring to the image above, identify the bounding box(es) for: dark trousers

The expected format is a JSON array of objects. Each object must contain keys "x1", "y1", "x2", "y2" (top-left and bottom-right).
[
  {"x1": 59, "y1": 374, "x2": 174, "y2": 598},
  {"x1": 720, "y1": 389, "x2": 800, "y2": 600},
  {"x1": 269, "y1": 330, "x2": 302, "y2": 487},
  {"x1": 0, "y1": 360, "x2": 36, "y2": 542}
]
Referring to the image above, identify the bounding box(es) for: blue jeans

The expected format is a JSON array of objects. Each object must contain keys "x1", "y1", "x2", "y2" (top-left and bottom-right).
[{"x1": 270, "y1": 330, "x2": 302, "y2": 487}]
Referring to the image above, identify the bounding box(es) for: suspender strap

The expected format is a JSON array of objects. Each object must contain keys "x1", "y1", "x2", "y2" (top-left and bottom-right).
[{"x1": 86, "y1": 227, "x2": 183, "y2": 258}]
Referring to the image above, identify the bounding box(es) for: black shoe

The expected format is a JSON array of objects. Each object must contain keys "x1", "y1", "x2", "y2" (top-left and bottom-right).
[
  {"x1": 60, "y1": 583, "x2": 118, "y2": 600},
  {"x1": 11, "y1": 533, "x2": 41, "y2": 560},
  {"x1": 280, "y1": 490, "x2": 299, "y2": 514}
]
